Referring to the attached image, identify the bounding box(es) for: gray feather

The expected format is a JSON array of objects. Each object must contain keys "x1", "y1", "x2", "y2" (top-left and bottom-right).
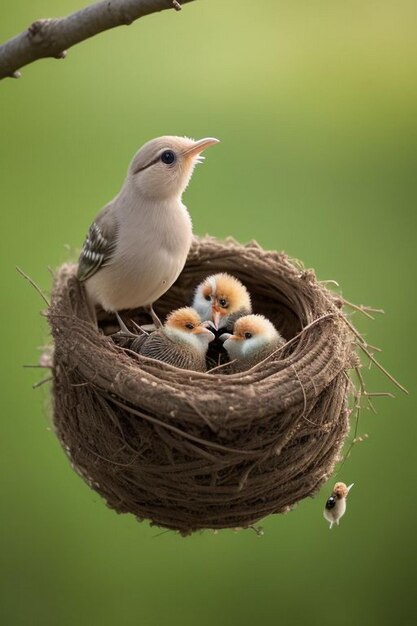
[
  {"x1": 134, "y1": 332, "x2": 206, "y2": 371},
  {"x1": 130, "y1": 334, "x2": 149, "y2": 353},
  {"x1": 77, "y1": 207, "x2": 118, "y2": 282}
]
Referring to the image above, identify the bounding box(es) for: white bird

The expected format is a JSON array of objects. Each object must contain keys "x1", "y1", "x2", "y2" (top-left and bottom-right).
[
  {"x1": 192, "y1": 273, "x2": 252, "y2": 331},
  {"x1": 219, "y1": 314, "x2": 285, "y2": 373},
  {"x1": 116, "y1": 307, "x2": 214, "y2": 371},
  {"x1": 77, "y1": 135, "x2": 219, "y2": 324},
  {"x1": 323, "y1": 482, "x2": 354, "y2": 529}
]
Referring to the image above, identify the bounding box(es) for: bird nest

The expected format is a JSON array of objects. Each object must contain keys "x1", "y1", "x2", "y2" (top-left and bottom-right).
[{"x1": 48, "y1": 236, "x2": 358, "y2": 534}]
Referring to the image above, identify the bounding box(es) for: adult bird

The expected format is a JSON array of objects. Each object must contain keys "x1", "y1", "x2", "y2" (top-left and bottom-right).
[
  {"x1": 77, "y1": 136, "x2": 219, "y2": 325},
  {"x1": 117, "y1": 307, "x2": 215, "y2": 372},
  {"x1": 220, "y1": 314, "x2": 285, "y2": 373},
  {"x1": 192, "y1": 273, "x2": 252, "y2": 332}
]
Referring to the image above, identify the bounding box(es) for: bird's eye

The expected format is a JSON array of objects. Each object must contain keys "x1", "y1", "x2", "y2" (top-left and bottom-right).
[
  {"x1": 185, "y1": 322, "x2": 194, "y2": 330},
  {"x1": 160, "y1": 150, "x2": 176, "y2": 165},
  {"x1": 244, "y1": 332, "x2": 252, "y2": 339},
  {"x1": 204, "y1": 295, "x2": 211, "y2": 302},
  {"x1": 219, "y1": 298, "x2": 228, "y2": 308}
]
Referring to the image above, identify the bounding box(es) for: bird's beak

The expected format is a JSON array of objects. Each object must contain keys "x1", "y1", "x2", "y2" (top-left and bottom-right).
[
  {"x1": 192, "y1": 326, "x2": 215, "y2": 340},
  {"x1": 219, "y1": 333, "x2": 233, "y2": 342},
  {"x1": 347, "y1": 483, "x2": 354, "y2": 493},
  {"x1": 212, "y1": 309, "x2": 222, "y2": 330},
  {"x1": 183, "y1": 137, "x2": 220, "y2": 159}
]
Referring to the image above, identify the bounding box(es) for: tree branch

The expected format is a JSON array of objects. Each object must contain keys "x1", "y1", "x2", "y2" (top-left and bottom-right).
[{"x1": 0, "y1": 0, "x2": 195, "y2": 81}]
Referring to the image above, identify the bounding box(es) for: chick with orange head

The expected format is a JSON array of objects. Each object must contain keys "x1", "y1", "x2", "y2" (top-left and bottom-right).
[
  {"x1": 323, "y1": 482, "x2": 354, "y2": 529},
  {"x1": 219, "y1": 314, "x2": 285, "y2": 373},
  {"x1": 121, "y1": 307, "x2": 214, "y2": 371},
  {"x1": 192, "y1": 273, "x2": 252, "y2": 332}
]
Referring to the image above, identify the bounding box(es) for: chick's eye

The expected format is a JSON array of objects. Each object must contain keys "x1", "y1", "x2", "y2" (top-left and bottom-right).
[
  {"x1": 244, "y1": 332, "x2": 252, "y2": 339},
  {"x1": 219, "y1": 298, "x2": 228, "y2": 308},
  {"x1": 185, "y1": 322, "x2": 194, "y2": 330},
  {"x1": 204, "y1": 295, "x2": 211, "y2": 302},
  {"x1": 160, "y1": 150, "x2": 176, "y2": 165}
]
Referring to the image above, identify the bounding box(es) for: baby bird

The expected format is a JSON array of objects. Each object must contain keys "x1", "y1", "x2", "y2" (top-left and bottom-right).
[
  {"x1": 120, "y1": 307, "x2": 214, "y2": 372},
  {"x1": 323, "y1": 482, "x2": 354, "y2": 529},
  {"x1": 220, "y1": 314, "x2": 284, "y2": 373},
  {"x1": 192, "y1": 273, "x2": 252, "y2": 331},
  {"x1": 77, "y1": 136, "x2": 219, "y2": 325}
]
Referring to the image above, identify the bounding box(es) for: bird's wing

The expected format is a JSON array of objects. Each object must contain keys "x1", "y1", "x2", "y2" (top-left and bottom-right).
[
  {"x1": 139, "y1": 333, "x2": 202, "y2": 370},
  {"x1": 77, "y1": 206, "x2": 118, "y2": 282},
  {"x1": 130, "y1": 334, "x2": 149, "y2": 353}
]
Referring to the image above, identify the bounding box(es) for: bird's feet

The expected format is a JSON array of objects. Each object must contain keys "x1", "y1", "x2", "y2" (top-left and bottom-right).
[
  {"x1": 144, "y1": 305, "x2": 163, "y2": 328},
  {"x1": 113, "y1": 312, "x2": 138, "y2": 338}
]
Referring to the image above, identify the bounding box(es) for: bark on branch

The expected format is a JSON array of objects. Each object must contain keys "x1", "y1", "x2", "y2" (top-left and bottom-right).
[{"x1": 0, "y1": 0, "x2": 195, "y2": 81}]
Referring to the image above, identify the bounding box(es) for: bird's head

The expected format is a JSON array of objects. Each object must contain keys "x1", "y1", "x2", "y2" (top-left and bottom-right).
[
  {"x1": 219, "y1": 314, "x2": 280, "y2": 361},
  {"x1": 127, "y1": 136, "x2": 219, "y2": 200},
  {"x1": 192, "y1": 273, "x2": 252, "y2": 330},
  {"x1": 164, "y1": 307, "x2": 215, "y2": 352},
  {"x1": 333, "y1": 482, "x2": 354, "y2": 499}
]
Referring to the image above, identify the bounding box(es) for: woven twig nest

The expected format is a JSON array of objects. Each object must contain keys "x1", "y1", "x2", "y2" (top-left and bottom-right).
[{"x1": 48, "y1": 236, "x2": 356, "y2": 534}]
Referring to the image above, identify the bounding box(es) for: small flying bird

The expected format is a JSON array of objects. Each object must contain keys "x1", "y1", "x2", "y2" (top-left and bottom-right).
[
  {"x1": 323, "y1": 482, "x2": 354, "y2": 529},
  {"x1": 77, "y1": 135, "x2": 219, "y2": 325},
  {"x1": 192, "y1": 273, "x2": 252, "y2": 331},
  {"x1": 117, "y1": 307, "x2": 215, "y2": 372},
  {"x1": 219, "y1": 314, "x2": 284, "y2": 373}
]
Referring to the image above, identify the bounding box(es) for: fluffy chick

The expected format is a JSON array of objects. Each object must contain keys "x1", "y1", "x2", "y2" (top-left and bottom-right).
[
  {"x1": 323, "y1": 482, "x2": 354, "y2": 529},
  {"x1": 192, "y1": 273, "x2": 252, "y2": 331},
  {"x1": 120, "y1": 307, "x2": 214, "y2": 372},
  {"x1": 220, "y1": 314, "x2": 284, "y2": 373}
]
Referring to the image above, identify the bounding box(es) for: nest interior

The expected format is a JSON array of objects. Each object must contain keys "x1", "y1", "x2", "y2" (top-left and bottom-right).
[{"x1": 48, "y1": 236, "x2": 355, "y2": 534}]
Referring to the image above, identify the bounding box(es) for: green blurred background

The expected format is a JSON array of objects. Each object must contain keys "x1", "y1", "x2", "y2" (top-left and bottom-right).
[{"x1": 1, "y1": 1, "x2": 416, "y2": 624}]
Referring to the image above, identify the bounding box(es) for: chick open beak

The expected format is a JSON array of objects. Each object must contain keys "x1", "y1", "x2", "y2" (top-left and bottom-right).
[{"x1": 183, "y1": 137, "x2": 220, "y2": 159}]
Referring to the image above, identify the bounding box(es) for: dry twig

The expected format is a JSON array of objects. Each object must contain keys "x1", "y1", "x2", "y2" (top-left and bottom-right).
[
  {"x1": 16, "y1": 266, "x2": 50, "y2": 307},
  {"x1": 0, "y1": 0, "x2": 195, "y2": 80}
]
